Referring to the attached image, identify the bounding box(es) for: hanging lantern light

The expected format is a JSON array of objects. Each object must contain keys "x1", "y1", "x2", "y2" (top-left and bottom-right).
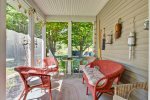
[{"x1": 144, "y1": 18, "x2": 149, "y2": 30}]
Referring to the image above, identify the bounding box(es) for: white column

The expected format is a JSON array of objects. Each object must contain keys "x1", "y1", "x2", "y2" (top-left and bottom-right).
[
  {"x1": 0, "y1": 0, "x2": 6, "y2": 99},
  {"x1": 42, "y1": 22, "x2": 46, "y2": 66},
  {"x1": 28, "y1": 8, "x2": 35, "y2": 67},
  {"x1": 93, "y1": 21, "x2": 96, "y2": 47},
  {"x1": 68, "y1": 21, "x2": 72, "y2": 74}
]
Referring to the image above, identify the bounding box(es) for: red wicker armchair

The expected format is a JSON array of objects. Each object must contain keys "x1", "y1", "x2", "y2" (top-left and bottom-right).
[
  {"x1": 14, "y1": 66, "x2": 52, "y2": 100},
  {"x1": 43, "y1": 57, "x2": 59, "y2": 73}
]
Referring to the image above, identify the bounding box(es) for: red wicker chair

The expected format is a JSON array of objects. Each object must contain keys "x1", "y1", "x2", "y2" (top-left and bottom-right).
[
  {"x1": 43, "y1": 57, "x2": 59, "y2": 73},
  {"x1": 82, "y1": 60, "x2": 124, "y2": 100},
  {"x1": 14, "y1": 66, "x2": 52, "y2": 100}
]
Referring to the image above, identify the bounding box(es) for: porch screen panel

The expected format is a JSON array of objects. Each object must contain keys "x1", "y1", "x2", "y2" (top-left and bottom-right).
[
  {"x1": 6, "y1": 2, "x2": 29, "y2": 99},
  {"x1": 46, "y1": 22, "x2": 68, "y2": 73},
  {"x1": 34, "y1": 20, "x2": 42, "y2": 67},
  {"x1": 72, "y1": 22, "x2": 93, "y2": 73}
]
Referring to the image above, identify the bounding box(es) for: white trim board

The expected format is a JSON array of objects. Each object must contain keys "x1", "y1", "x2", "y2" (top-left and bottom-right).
[
  {"x1": 46, "y1": 15, "x2": 96, "y2": 22},
  {"x1": 25, "y1": 0, "x2": 46, "y2": 20}
]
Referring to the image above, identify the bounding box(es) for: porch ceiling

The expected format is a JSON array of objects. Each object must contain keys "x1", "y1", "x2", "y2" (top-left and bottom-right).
[{"x1": 32, "y1": 0, "x2": 109, "y2": 17}]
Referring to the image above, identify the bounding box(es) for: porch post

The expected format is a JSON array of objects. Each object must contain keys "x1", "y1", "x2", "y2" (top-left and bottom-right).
[
  {"x1": 68, "y1": 21, "x2": 72, "y2": 74},
  {"x1": 42, "y1": 22, "x2": 46, "y2": 66},
  {"x1": 93, "y1": 21, "x2": 96, "y2": 52},
  {"x1": 28, "y1": 8, "x2": 35, "y2": 67},
  {"x1": 93, "y1": 21, "x2": 96, "y2": 47},
  {"x1": 0, "y1": 0, "x2": 6, "y2": 99}
]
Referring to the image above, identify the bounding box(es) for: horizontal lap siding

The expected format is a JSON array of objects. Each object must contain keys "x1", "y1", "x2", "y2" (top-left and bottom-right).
[{"x1": 96, "y1": 0, "x2": 148, "y2": 98}]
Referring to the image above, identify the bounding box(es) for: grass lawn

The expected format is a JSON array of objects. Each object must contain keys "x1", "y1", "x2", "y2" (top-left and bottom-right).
[{"x1": 6, "y1": 67, "x2": 16, "y2": 76}]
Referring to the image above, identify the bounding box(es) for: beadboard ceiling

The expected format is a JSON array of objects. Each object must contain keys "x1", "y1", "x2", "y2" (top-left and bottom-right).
[{"x1": 32, "y1": 0, "x2": 109, "y2": 16}]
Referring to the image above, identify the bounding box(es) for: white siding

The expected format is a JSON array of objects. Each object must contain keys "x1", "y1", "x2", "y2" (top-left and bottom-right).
[{"x1": 96, "y1": 0, "x2": 148, "y2": 91}]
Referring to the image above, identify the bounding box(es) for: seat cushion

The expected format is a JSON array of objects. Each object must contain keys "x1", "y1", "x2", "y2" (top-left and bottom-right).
[
  {"x1": 78, "y1": 65, "x2": 85, "y2": 72},
  {"x1": 83, "y1": 67, "x2": 106, "y2": 86},
  {"x1": 48, "y1": 65, "x2": 57, "y2": 69},
  {"x1": 27, "y1": 76, "x2": 42, "y2": 87},
  {"x1": 48, "y1": 71, "x2": 58, "y2": 76}
]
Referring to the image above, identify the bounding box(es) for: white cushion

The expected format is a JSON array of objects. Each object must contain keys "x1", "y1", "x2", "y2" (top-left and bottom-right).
[
  {"x1": 27, "y1": 76, "x2": 42, "y2": 86},
  {"x1": 79, "y1": 65, "x2": 86, "y2": 71},
  {"x1": 83, "y1": 67, "x2": 106, "y2": 86},
  {"x1": 82, "y1": 65, "x2": 90, "y2": 72},
  {"x1": 48, "y1": 65, "x2": 57, "y2": 69},
  {"x1": 47, "y1": 71, "x2": 58, "y2": 76}
]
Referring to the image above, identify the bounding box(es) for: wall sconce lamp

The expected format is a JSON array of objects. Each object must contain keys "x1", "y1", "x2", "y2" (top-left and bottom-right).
[
  {"x1": 106, "y1": 31, "x2": 113, "y2": 44},
  {"x1": 144, "y1": 18, "x2": 149, "y2": 30}
]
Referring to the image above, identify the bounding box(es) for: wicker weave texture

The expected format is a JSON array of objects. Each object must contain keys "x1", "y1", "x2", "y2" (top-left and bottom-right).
[{"x1": 114, "y1": 82, "x2": 148, "y2": 99}]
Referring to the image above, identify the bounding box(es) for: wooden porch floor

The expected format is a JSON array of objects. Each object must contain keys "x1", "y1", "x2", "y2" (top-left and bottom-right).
[{"x1": 17, "y1": 74, "x2": 113, "y2": 100}]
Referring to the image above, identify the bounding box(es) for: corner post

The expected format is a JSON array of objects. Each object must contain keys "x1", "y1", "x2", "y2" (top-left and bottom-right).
[
  {"x1": 42, "y1": 22, "x2": 46, "y2": 66},
  {"x1": 68, "y1": 21, "x2": 72, "y2": 74},
  {"x1": 0, "y1": 0, "x2": 6, "y2": 99},
  {"x1": 28, "y1": 8, "x2": 35, "y2": 67}
]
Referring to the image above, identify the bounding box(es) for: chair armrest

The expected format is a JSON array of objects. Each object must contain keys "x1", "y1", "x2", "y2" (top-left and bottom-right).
[
  {"x1": 28, "y1": 72, "x2": 50, "y2": 77},
  {"x1": 95, "y1": 76, "x2": 108, "y2": 88},
  {"x1": 95, "y1": 72, "x2": 125, "y2": 88},
  {"x1": 21, "y1": 71, "x2": 50, "y2": 77},
  {"x1": 24, "y1": 72, "x2": 51, "y2": 85}
]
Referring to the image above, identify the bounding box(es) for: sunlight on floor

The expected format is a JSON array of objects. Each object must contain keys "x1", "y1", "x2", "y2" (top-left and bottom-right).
[{"x1": 15, "y1": 75, "x2": 112, "y2": 100}]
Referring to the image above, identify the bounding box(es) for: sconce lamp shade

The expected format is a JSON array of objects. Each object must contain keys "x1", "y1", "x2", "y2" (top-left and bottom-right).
[
  {"x1": 106, "y1": 34, "x2": 113, "y2": 44},
  {"x1": 144, "y1": 18, "x2": 149, "y2": 30}
]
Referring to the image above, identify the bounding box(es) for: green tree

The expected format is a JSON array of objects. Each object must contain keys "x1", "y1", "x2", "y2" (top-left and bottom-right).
[
  {"x1": 6, "y1": 4, "x2": 28, "y2": 34},
  {"x1": 72, "y1": 22, "x2": 93, "y2": 57},
  {"x1": 46, "y1": 22, "x2": 93, "y2": 57},
  {"x1": 46, "y1": 22, "x2": 68, "y2": 55},
  {"x1": 6, "y1": 4, "x2": 93, "y2": 57}
]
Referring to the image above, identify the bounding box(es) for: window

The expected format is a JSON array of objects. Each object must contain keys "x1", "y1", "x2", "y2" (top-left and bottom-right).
[{"x1": 34, "y1": 20, "x2": 42, "y2": 67}]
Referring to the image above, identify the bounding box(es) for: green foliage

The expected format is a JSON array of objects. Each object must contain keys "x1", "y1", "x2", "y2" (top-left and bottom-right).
[
  {"x1": 6, "y1": 4, "x2": 28, "y2": 34},
  {"x1": 6, "y1": 4, "x2": 93, "y2": 57},
  {"x1": 58, "y1": 60, "x2": 66, "y2": 72},
  {"x1": 46, "y1": 22, "x2": 68, "y2": 54},
  {"x1": 46, "y1": 22, "x2": 93, "y2": 56},
  {"x1": 72, "y1": 22, "x2": 93, "y2": 56},
  {"x1": 6, "y1": 67, "x2": 16, "y2": 76}
]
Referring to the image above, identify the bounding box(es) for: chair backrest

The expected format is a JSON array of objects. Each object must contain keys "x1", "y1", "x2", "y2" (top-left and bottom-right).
[
  {"x1": 43, "y1": 57, "x2": 58, "y2": 67},
  {"x1": 90, "y1": 60, "x2": 124, "y2": 75}
]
